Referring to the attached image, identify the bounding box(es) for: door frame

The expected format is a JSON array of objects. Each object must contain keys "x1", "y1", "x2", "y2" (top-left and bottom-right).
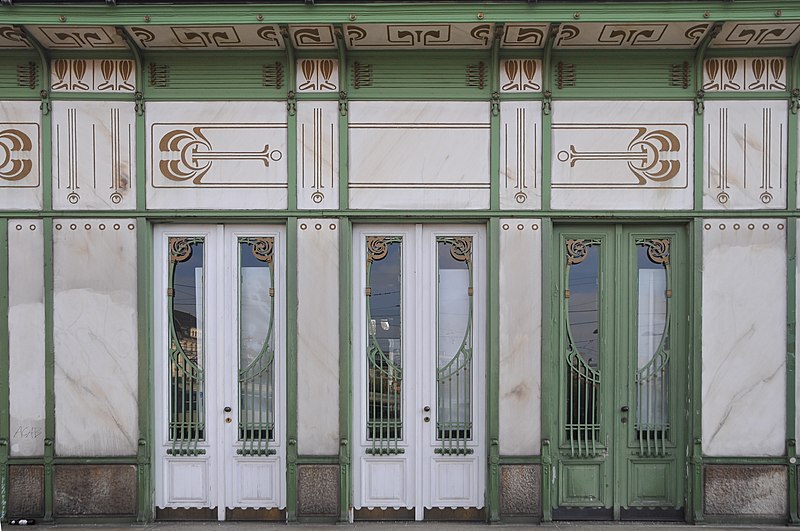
[
  {"x1": 543, "y1": 222, "x2": 691, "y2": 521},
  {"x1": 152, "y1": 223, "x2": 287, "y2": 520},
  {"x1": 350, "y1": 223, "x2": 487, "y2": 521}
]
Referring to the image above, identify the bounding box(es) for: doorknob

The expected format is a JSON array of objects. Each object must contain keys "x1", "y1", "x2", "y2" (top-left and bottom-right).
[
  {"x1": 423, "y1": 405, "x2": 431, "y2": 412},
  {"x1": 224, "y1": 406, "x2": 232, "y2": 413},
  {"x1": 620, "y1": 405, "x2": 629, "y2": 412}
]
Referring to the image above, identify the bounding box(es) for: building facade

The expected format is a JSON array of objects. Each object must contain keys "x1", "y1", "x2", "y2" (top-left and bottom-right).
[{"x1": 0, "y1": 0, "x2": 798, "y2": 524}]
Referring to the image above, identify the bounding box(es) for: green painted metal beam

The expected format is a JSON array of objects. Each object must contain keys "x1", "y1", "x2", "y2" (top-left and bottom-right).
[
  {"x1": 135, "y1": 218, "x2": 152, "y2": 523},
  {"x1": 0, "y1": 219, "x2": 8, "y2": 524},
  {"x1": 286, "y1": 216, "x2": 299, "y2": 522},
  {"x1": 486, "y1": 217, "x2": 501, "y2": 523},
  {"x1": 689, "y1": 218, "x2": 704, "y2": 524},
  {"x1": 338, "y1": 217, "x2": 353, "y2": 523}
]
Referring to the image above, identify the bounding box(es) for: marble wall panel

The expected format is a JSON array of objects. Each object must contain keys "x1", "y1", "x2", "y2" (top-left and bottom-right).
[
  {"x1": 500, "y1": 102, "x2": 541, "y2": 209},
  {"x1": 146, "y1": 102, "x2": 288, "y2": 210},
  {"x1": 551, "y1": 101, "x2": 693, "y2": 210},
  {"x1": 702, "y1": 219, "x2": 786, "y2": 456},
  {"x1": 52, "y1": 101, "x2": 136, "y2": 209},
  {"x1": 0, "y1": 100, "x2": 42, "y2": 210},
  {"x1": 297, "y1": 101, "x2": 338, "y2": 209},
  {"x1": 349, "y1": 101, "x2": 490, "y2": 210},
  {"x1": 8, "y1": 220, "x2": 45, "y2": 457},
  {"x1": 297, "y1": 219, "x2": 339, "y2": 454},
  {"x1": 499, "y1": 220, "x2": 541, "y2": 455},
  {"x1": 703, "y1": 100, "x2": 787, "y2": 209},
  {"x1": 54, "y1": 219, "x2": 138, "y2": 456}
]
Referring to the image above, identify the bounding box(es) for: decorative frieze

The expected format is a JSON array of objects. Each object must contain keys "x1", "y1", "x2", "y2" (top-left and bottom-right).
[
  {"x1": 125, "y1": 24, "x2": 284, "y2": 49},
  {"x1": 702, "y1": 58, "x2": 786, "y2": 92},
  {"x1": 51, "y1": 59, "x2": 136, "y2": 93},
  {"x1": 711, "y1": 22, "x2": 800, "y2": 48},
  {"x1": 343, "y1": 23, "x2": 493, "y2": 49},
  {"x1": 296, "y1": 59, "x2": 339, "y2": 93},
  {"x1": 0, "y1": 101, "x2": 41, "y2": 210},
  {"x1": 499, "y1": 60, "x2": 542, "y2": 93}
]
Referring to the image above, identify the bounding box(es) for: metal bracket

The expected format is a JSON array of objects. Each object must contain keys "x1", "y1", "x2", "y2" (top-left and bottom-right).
[
  {"x1": 339, "y1": 90, "x2": 348, "y2": 116},
  {"x1": 490, "y1": 91, "x2": 500, "y2": 117},
  {"x1": 287, "y1": 90, "x2": 297, "y2": 116},
  {"x1": 694, "y1": 89, "x2": 705, "y2": 116},
  {"x1": 791, "y1": 88, "x2": 800, "y2": 115}
]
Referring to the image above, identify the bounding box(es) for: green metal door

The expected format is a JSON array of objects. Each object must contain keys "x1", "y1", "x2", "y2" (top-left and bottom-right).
[{"x1": 550, "y1": 225, "x2": 688, "y2": 521}]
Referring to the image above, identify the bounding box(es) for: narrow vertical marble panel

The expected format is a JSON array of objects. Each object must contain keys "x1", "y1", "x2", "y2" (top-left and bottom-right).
[
  {"x1": 500, "y1": 102, "x2": 541, "y2": 210},
  {"x1": 52, "y1": 101, "x2": 136, "y2": 209},
  {"x1": 54, "y1": 219, "x2": 139, "y2": 456},
  {"x1": 498, "y1": 220, "x2": 541, "y2": 455},
  {"x1": 349, "y1": 101, "x2": 490, "y2": 210},
  {"x1": 551, "y1": 101, "x2": 693, "y2": 210},
  {"x1": 297, "y1": 101, "x2": 338, "y2": 209},
  {"x1": 702, "y1": 219, "x2": 786, "y2": 456},
  {"x1": 703, "y1": 100, "x2": 787, "y2": 209},
  {"x1": 8, "y1": 220, "x2": 45, "y2": 456},
  {"x1": 297, "y1": 219, "x2": 339, "y2": 454},
  {"x1": 0, "y1": 100, "x2": 42, "y2": 210},
  {"x1": 146, "y1": 101, "x2": 288, "y2": 210}
]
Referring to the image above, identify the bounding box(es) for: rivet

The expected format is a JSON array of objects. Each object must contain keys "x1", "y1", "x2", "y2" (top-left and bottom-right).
[
  {"x1": 99, "y1": 224, "x2": 106, "y2": 231},
  {"x1": 778, "y1": 223, "x2": 785, "y2": 230},
  {"x1": 114, "y1": 224, "x2": 121, "y2": 230},
  {"x1": 144, "y1": 15, "x2": 151, "y2": 22},
  {"x1": 15, "y1": 224, "x2": 22, "y2": 231},
  {"x1": 763, "y1": 223, "x2": 770, "y2": 230},
  {"x1": 315, "y1": 223, "x2": 322, "y2": 230},
  {"x1": 30, "y1": 224, "x2": 36, "y2": 231},
  {"x1": 532, "y1": 224, "x2": 539, "y2": 230},
  {"x1": 517, "y1": 224, "x2": 524, "y2": 231},
  {"x1": 733, "y1": 224, "x2": 740, "y2": 230},
  {"x1": 55, "y1": 224, "x2": 62, "y2": 230},
  {"x1": 330, "y1": 224, "x2": 336, "y2": 230},
  {"x1": 256, "y1": 14, "x2": 264, "y2": 21},
  {"x1": 300, "y1": 223, "x2": 308, "y2": 230},
  {"x1": 128, "y1": 223, "x2": 135, "y2": 230},
  {"x1": 70, "y1": 224, "x2": 77, "y2": 230},
  {"x1": 704, "y1": 224, "x2": 711, "y2": 230},
  {"x1": 775, "y1": 9, "x2": 782, "y2": 16},
  {"x1": 748, "y1": 224, "x2": 755, "y2": 230},
  {"x1": 573, "y1": 12, "x2": 581, "y2": 19},
  {"x1": 59, "y1": 15, "x2": 66, "y2": 22},
  {"x1": 349, "y1": 13, "x2": 356, "y2": 21},
  {"x1": 719, "y1": 224, "x2": 725, "y2": 230},
  {"x1": 502, "y1": 224, "x2": 509, "y2": 230},
  {"x1": 703, "y1": 11, "x2": 711, "y2": 18},
  {"x1": 477, "y1": 12, "x2": 485, "y2": 20},
  {"x1": 85, "y1": 223, "x2": 91, "y2": 230}
]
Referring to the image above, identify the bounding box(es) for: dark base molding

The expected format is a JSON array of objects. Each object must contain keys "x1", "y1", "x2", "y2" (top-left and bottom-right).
[{"x1": 552, "y1": 506, "x2": 684, "y2": 521}]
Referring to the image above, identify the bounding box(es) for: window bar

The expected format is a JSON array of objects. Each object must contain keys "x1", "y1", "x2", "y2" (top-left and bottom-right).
[
  {"x1": 238, "y1": 237, "x2": 276, "y2": 457},
  {"x1": 167, "y1": 237, "x2": 205, "y2": 456}
]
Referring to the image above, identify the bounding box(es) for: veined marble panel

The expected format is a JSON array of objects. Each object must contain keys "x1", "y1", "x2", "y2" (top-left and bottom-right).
[
  {"x1": 349, "y1": 101, "x2": 490, "y2": 210},
  {"x1": 702, "y1": 219, "x2": 786, "y2": 456},
  {"x1": 499, "y1": 220, "x2": 541, "y2": 455},
  {"x1": 54, "y1": 220, "x2": 138, "y2": 456},
  {"x1": 297, "y1": 101, "x2": 338, "y2": 209},
  {"x1": 146, "y1": 102, "x2": 288, "y2": 210},
  {"x1": 296, "y1": 59, "x2": 339, "y2": 93},
  {"x1": 500, "y1": 102, "x2": 541, "y2": 209},
  {"x1": 551, "y1": 101, "x2": 693, "y2": 210},
  {"x1": 8, "y1": 220, "x2": 45, "y2": 457},
  {"x1": 51, "y1": 59, "x2": 136, "y2": 93},
  {"x1": 0, "y1": 100, "x2": 42, "y2": 210},
  {"x1": 702, "y1": 58, "x2": 787, "y2": 92},
  {"x1": 297, "y1": 220, "x2": 339, "y2": 454},
  {"x1": 53, "y1": 101, "x2": 136, "y2": 209},
  {"x1": 703, "y1": 101, "x2": 787, "y2": 210}
]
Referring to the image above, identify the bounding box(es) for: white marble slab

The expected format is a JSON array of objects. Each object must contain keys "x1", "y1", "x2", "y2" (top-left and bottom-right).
[
  {"x1": 500, "y1": 102, "x2": 541, "y2": 209},
  {"x1": 296, "y1": 219, "x2": 339, "y2": 454},
  {"x1": 146, "y1": 102, "x2": 288, "y2": 210},
  {"x1": 0, "y1": 100, "x2": 42, "y2": 210},
  {"x1": 54, "y1": 219, "x2": 139, "y2": 456},
  {"x1": 8, "y1": 220, "x2": 45, "y2": 456},
  {"x1": 297, "y1": 101, "x2": 338, "y2": 209},
  {"x1": 551, "y1": 101, "x2": 693, "y2": 210},
  {"x1": 499, "y1": 220, "x2": 541, "y2": 455},
  {"x1": 52, "y1": 101, "x2": 136, "y2": 209},
  {"x1": 702, "y1": 58, "x2": 787, "y2": 92},
  {"x1": 349, "y1": 101, "x2": 490, "y2": 210},
  {"x1": 703, "y1": 101, "x2": 787, "y2": 209},
  {"x1": 702, "y1": 219, "x2": 786, "y2": 456}
]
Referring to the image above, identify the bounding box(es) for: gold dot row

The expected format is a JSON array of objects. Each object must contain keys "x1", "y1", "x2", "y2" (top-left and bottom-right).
[
  {"x1": 704, "y1": 223, "x2": 785, "y2": 231},
  {"x1": 502, "y1": 223, "x2": 540, "y2": 231},
  {"x1": 300, "y1": 223, "x2": 337, "y2": 231},
  {"x1": 54, "y1": 223, "x2": 136, "y2": 231}
]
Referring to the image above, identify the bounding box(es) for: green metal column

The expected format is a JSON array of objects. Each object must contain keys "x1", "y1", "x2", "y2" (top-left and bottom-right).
[
  {"x1": 135, "y1": 219, "x2": 153, "y2": 523},
  {"x1": 540, "y1": 218, "x2": 554, "y2": 522},
  {"x1": 338, "y1": 217, "x2": 353, "y2": 523},
  {"x1": 286, "y1": 217, "x2": 298, "y2": 522},
  {"x1": 486, "y1": 217, "x2": 500, "y2": 522},
  {"x1": 0, "y1": 218, "x2": 9, "y2": 523},
  {"x1": 689, "y1": 219, "x2": 704, "y2": 524}
]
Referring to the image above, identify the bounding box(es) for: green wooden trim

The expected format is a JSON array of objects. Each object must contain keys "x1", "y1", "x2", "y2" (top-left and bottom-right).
[
  {"x1": 539, "y1": 217, "x2": 554, "y2": 522},
  {"x1": 118, "y1": 25, "x2": 146, "y2": 212},
  {"x1": 690, "y1": 218, "x2": 704, "y2": 523},
  {"x1": 0, "y1": 219, "x2": 8, "y2": 523},
  {"x1": 489, "y1": 35, "x2": 500, "y2": 212},
  {"x1": 42, "y1": 218, "x2": 54, "y2": 522},
  {"x1": 540, "y1": 27, "x2": 555, "y2": 211},
  {"x1": 787, "y1": 218, "x2": 799, "y2": 524},
  {"x1": 702, "y1": 456, "x2": 791, "y2": 465},
  {"x1": 498, "y1": 455, "x2": 542, "y2": 465},
  {"x1": 337, "y1": 217, "x2": 352, "y2": 523},
  {"x1": 135, "y1": 218, "x2": 152, "y2": 523},
  {"x1": 286, "y1": 33, "x2": 298, "y2": 212},
  {"x1": 486, "y1": 217, "x2": 500, "y2": 523},
  {"x1": 286, "y1": 217, "x2": 298, "y2": 522},
  {"x1": 4, "y1": 2, "x2": 800, "y2": 26},
  {"x1": 295, "y1": 455, "x2": 340, "y2": 465},
  {"x1": 337, "y1": 33, "x2": 349, "y2": 212},
  {"x1": 47, "y1": 92, "x2": 137, "y2": 102},
  {"x1": 27, "y1": 33, "x2": 52, "y2": 213}
]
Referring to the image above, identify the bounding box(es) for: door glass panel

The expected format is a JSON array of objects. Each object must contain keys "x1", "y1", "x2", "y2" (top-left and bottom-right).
[
  {"x1": 436, "y1": 237, "x2": 473, "y2": 454},
  {"x1": 365, "y1": 237, "x2": 403, "y2": 454},
  {"x1": 564, "y1": 239, "x2": 601, "y2": 456},
  {"x1": 634, "y1": 239, "x2": 671, "y2": 455},
  {"x1": 238, "y1": 237, "x2": 276, "y2": 456},
  {"x1": 168, "y1": 237, "x2": 205, "y2": 454}
]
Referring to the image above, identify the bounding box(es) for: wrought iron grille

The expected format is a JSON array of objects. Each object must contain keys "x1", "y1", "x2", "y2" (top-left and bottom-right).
[
  {"x1": 634, "y1": 239, "x2": 671, "y2": 457},
  {"x1": 564, "y1": 239, "x2": 602, "y2": 457},
  {"x1": 237, "y1": 237, "x2": 276, "y2": 456},
  {"x1": 365, "y1": 236, "x2": 404, "y2": 455},
  {"x1": 435, "y1": 237, "x2": 474, "y2": 456},
  {"x1": 167, "y1": 237, "x2": 206, "y2": 456}
]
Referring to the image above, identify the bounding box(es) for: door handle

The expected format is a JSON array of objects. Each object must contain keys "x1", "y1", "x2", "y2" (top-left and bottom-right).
[
  {"x1": 223, "y1": 406, "x2": 232, "y2": 413},
  {"x1": 620, "y1": 405, "x2": 629, "y2": 412},
  {"x1": 423, "y1": 405, "x2": 431, "y2": 412}
]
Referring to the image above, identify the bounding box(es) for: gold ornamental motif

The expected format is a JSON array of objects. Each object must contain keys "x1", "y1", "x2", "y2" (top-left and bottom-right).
[
  {"x1": 638, "y1": 238, "x2": 670, "y2": 265},
  {"x1": 242, "y1": 237, "x2": 274, "y2": 263},
  {"x1": 0, "y1": 129, "x2": 34, "y2": 182},
  {"x1": 169, "y1": 237, "x2": 201, "y2": 263},
  {"x1": 566, "y1": 239, "x2": 598, "y2": 265}
]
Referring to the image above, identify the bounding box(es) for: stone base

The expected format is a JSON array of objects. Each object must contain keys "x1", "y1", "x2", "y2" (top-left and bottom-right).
[
  {"x1": 704, "y1": 464, "x2": 787, "y2": 520},
  {"x1": 8, "y1": 465, "x2": 45, "y2": 518},
  {"x1": 297, "y1": 463, "x2": 339, "y2": 519},
  {"x1": 54, "y1": 464, "x2": 137, "y2": 516},
  {"x1": 500, "y1": 463, "x2": 541, "y2": 519}
]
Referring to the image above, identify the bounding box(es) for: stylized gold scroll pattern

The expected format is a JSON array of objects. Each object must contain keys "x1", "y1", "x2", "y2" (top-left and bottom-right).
[
  {"x1": 168, "y1": 237, "x2": 200, "y2": 263},
  {"x1": 366, "y1": 236, "x2": 401, "y2": 262},
  {"x1": 638, "y1": 239, "x2": 670, "y2": 265},
  {"x1": 241, "y1": 237, "x2": 274, "y2": 264},
  {"x1": 0, "y1": 128, "x2": 33, "y2": 182},
  {"x1": 566, "y1": 239, "x2": 601, "y2": 265}
]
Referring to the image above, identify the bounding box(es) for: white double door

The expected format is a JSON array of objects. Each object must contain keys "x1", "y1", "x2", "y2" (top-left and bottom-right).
[
  {"x1": 154, "y1": 224, "x2": 286, "y2": 520},
  {"x1": 353, "y1": 224, "x2": 486, "y2": 520}
]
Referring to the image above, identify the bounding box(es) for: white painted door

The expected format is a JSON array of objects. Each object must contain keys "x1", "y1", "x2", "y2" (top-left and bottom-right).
[
  {"x1": 352, "y1": 224, "x2": 485, "y2": 520},
  {"x1": 154, "y1": 224, "x2": 286, "y2": 520}
]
